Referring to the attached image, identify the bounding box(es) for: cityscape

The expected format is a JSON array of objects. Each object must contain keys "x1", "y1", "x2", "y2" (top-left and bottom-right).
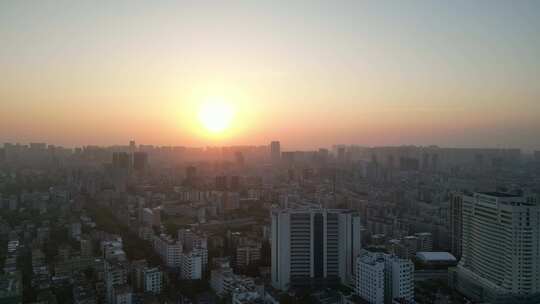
[
  {"x1": 2, "y1": 1, "x2": 540, "y2": 304},
  {"x1": 1, "y1": 142, "x2": 539, "y2": 304}
]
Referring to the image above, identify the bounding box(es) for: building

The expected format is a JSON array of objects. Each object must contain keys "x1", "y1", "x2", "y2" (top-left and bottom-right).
[
  {"x1": 105, "y1": 260, "x2": 128, "y2": 304},
  {"x1": 385, "y1": 254, "x2": 414, "y2": 303},
  {"x1": 356, "y1": 251, "x2": 414, "y2": 304},
  {"x1": 414, "y1": 232, "x2": 433, "y2": 252},
  {"x1": 415, "y1": 252, "x2": 457, "y2": 267},
  {"x1": 143, "y1": 267, "x2": 163, "y2": 294},
  {"x1": 235, "y1": 244, "x2": 261, "y2": 269},
  {"x1": 112, "y1": 152, "x2": 131, "y2": 169},
  {"x1": 152, "y1": 235, "x2": 182, "y2": 268},
  {"x1": 180, "y1": 251, "x2": 203, "y2": 280},
  {"x1": 271, "y1": 208, "x2": 362, "y2": 290},
  {"x1": 455, "y1": 192, "x2": 540, "y2": 303},
  {"x1": 270, "y1": 141, "x2": 280, "y2": 164},
  {"x1": 0, "y1": 272, "x2": 22, "y2": 304},
  {"x1": 130, "y1": 260, "x2": 147, "y2": 292},
  {"x1": 449, "y1": 192, "x2": 463, "y2": 259},
  {"x1": 80, "y1": 238, "x2": 94, "y2": 258},
  {"x1": 210, "y1": 260, "x2": 262, "y2": 298},
  {"x1": 132, "y1": 152, "x2": 148, "y2": 172},
  {"x1": 112, "y1": 284, "x2": 132, "y2": 304},
  {"x1": 356, "y1": 252, "x2": 385, "y2": 304}
]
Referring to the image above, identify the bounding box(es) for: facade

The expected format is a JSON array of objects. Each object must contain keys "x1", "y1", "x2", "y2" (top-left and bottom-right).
[
  {"x1": 271, "y1": 208, "x2": 362, "y2": 290},
  {"x1": 236, "y1": 244, "x2": 261, "y2": 268},
  {"x1": 143, "y1": 267, "x2": 163, "y2": 294},
  {"x1": 270, "y1": 141, "x2": 280, "y2": 164},
  {"x1": 449, "y1": 192, "x2": 463, "y2": 259},
  {"x1": 414, "y1": 232, "x2": 433, "y2": 252},
  {"x1": 357, "y1": 252, "x2": 385, "y2": 304},
  {"x1": 180, "y1": 252, "x2": 203, "y2": 280},
  {"x1": 456, "y1": 192, "x2": 540, "y2": 303},
  {"x1": 105, "y1": 260, "x2": 128, "y2": 304},
  {"x1": 210, "y1": 261, "x2": 261, "y2": 298},
  {"x1": 356, "y1": 251, "x2": 414, "y2": 304},
  {"x1": 152, "y1": 235, "x2": 182, "y2": 268}
]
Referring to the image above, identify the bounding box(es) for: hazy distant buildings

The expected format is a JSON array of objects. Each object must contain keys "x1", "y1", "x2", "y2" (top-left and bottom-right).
[
  {"x1": 270, "y1": 141, "x2": 280, "y2": 164},
  {"x1": 455, "y1": 192, "x2": 540, "y2": 303},
  {"x1": 132, "y1": 152, "x2": 148, "y2": 172},
  {"x1": 271, "y1": 208, "x2": 361, "y2": 290},
  {"x1": 112, "y1": 152, "x2": 131, "y2": 169}
]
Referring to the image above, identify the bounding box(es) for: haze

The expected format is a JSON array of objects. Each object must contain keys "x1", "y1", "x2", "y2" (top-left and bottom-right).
[{"x1": 1, "y1": 0, "x2": 540, "y2": 150}]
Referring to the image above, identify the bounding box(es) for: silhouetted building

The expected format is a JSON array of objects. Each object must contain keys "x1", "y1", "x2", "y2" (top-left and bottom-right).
[
  {"x1": 133, "y1": 152, "x2": 148, "y2": 172},
  {"x1": 270, "y1": 141, "x2": 280, "y2": 164}
]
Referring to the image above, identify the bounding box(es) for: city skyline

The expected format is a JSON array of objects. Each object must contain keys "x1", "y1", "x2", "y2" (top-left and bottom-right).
[{"x1": 2, "y1": 1, "x2": 540, "y2": 150}]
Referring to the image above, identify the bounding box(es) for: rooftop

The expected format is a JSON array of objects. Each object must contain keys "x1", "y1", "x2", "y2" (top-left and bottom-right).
[
  {"x1": 478, "y1": 192, "x2": 521, "y2": 198},
  {"x1": 416, "y1": 252, "x2": 457, "y2": 262}
]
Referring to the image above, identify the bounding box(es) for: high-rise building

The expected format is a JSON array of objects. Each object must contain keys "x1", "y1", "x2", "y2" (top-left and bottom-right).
[
  {"x1": 152, "y1": 235, "x2": 182, "y2": 268},
  {"x1": 271, "y1": 208, "x2": 361, "y2": 290},
  {"x1": 133, "y1": 152, "x2": 148, "y2": 172},
  {"x1": 270, "y1": 141, "x2": 280, "y2": 164},
  {"x1": 112, "y1": 152, "x2": 131, "y2": 169},
  {"x1": 357, "y1": 252, "x2": 385, "y2": 304},
  {"x1": 449, "y1": 192, "x2": 463, "y2": 259},
  {"x1": 105, "y1": 260, "x2": 129, "y2": 304},
  {"x1": 143, "y1": 267, "x2": 163, "y2": 294},
  {"x1": 356, "y1": 250, "x2": 414, "y2": 304},
  {"x1": 455, "y1": 192, "x2": 540, "y2": 303},
  {"x1": 235, "y1": 244, "x2": 261, "y2": 269},
  {"x1": 180, "y1": 251, "x2": 203, "y2": 280}
]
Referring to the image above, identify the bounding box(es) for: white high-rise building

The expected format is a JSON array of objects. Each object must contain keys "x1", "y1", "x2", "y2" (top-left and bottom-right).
[
  {"x1": 385, "y1": 255, "x2": 414, "y2": 302},
  {"x1": 180, "y1": 251, "x2": 203, "y2": 280},
  {"x1": 357, "y1": 252, "x2": 385, "y2": 304},
  {"x1": 271, "y1": 208, "x2": 362, "y2": 290},
  {"x1": 356, "y1": 250, "x2": 414, "y2": 304},
  {"x1": 143, "y1": 267, "x2": 163, "y2": 294},
  {"x1": 456, "y1": 192, "x2": 540, "y2": 303},
  {"x1": 153, "y1": 234, "x2": 182, "y2": 268}
]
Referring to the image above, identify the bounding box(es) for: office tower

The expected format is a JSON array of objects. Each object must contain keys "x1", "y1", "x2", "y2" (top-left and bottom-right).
[
  {"x1": 455, "y1": 192, "x2": 540, "y2": 303},
  {"x1": 271, "y1": 208, "x2": 361, "y2": 290},
  {"x1": 270, "y1": 141, "x2": 280, "y2": 164},
  {"x1": 132, "y1": 152, "x2": 148, "y2": 172},
  {"x1": 356, "y1": 251, "x2": 414, "y2": 304},
  {"x1": 449, "y1": 192, "x2": 463, "y2": 259}
]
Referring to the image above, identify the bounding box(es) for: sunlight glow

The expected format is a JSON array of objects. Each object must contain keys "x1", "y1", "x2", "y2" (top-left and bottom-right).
[{"x1": 198, "y1": 98, "x2": 235, "y2": 134}]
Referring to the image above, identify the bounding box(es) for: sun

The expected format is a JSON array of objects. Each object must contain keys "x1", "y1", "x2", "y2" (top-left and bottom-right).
[{"x1": 198, "y1": 99, "x2": 235, "y2": 134}]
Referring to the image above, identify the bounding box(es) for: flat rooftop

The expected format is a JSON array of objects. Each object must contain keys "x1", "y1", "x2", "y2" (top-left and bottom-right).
[{"x1": 478, "y1": 192, "x2": 521, "y2": 198}]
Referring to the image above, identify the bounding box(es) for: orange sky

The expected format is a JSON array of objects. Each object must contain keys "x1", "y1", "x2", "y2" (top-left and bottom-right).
[{"x1": 1, "y1": 1, "x2": 540, "y2": 150}]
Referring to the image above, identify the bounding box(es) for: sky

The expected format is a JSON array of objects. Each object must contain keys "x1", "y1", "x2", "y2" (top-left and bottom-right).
[{"x1": 1, "y1": 0, "x2": 540, "y2": 150}]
